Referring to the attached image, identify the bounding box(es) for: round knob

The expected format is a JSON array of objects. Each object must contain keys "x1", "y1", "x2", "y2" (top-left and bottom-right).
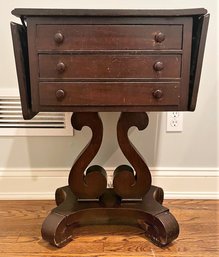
[
  {"x1": 56, "y1": 62, "x2": 66, "y2": 73},
  {"x1": 152, "y1": 89, "x2": 163, "y2": 99},
  {"x1": 155, "y1": 32, "x2": 165, "y2": 43},
  {"x1": 56, "y1": 89, "x2": 65, "y2": 100},
  {"x1": 54, "y1": 32, "x2": 64, "y2": 44},
  {"x1": 153, "y1": 61, "x2": 164, "y2": 72}
]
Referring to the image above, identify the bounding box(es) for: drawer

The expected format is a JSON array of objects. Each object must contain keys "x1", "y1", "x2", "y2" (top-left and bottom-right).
[
  {"x1": 36, "y1": 25, "x2": 182, "y2": 50},
  {"x1": 39, "y1": 82, "x2": 180, "y2": 106},
  {"x1": 39, "y1": 55, "x2": 181, "y2": 79}
]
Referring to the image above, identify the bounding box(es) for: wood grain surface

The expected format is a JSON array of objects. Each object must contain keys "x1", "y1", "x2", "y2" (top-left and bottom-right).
[
  {"x1": 36, "y1": 24, "x2": 182, "y2": 51},
  {"x1": 0, "y1": 200, "x2": 218, "y2": 257},
  {"x1": 39, "y1": 55, "x2": 181, "y2": 79}
]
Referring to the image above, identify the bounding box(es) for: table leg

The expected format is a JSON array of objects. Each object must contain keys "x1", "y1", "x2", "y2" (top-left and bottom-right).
[{"x1": 41, "y1": 112, "x2": 179, "y2": 248}]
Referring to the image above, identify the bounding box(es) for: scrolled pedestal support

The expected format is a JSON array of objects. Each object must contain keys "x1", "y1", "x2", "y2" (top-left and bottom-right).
[{"x1": 41, "y1": 112, "x2": 179, "y2": 248}]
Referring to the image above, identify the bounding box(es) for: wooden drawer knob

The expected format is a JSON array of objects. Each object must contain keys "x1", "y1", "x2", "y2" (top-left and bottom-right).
[
  {"x1": 56, "y1": 89, "x2": 65, "y2": 100},
  {"x1": 54, "y1": 32, "x2": 64, "y2": 44},
  {"x1": 155, "y1": 32, "x2": 165, "y2": 43},
  {"x1": 152, "y1": 89, "x2": 163, "y2": 99},
  {"x1": 153, "y1": 61, "x2": 164, "y2": 72},
  {"x1": 56, "y1": 62, "x2": 66, "y2": 73}
]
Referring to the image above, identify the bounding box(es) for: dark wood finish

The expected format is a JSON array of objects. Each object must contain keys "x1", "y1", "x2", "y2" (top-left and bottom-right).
[
  {"x1": 42, "y1": 185, "x2": 179, "y2": 248},
  {"x1": 36, "y1": 24, "x2": 182, "y2": 50},
  {"x1": 155, "y1": 31, "x2": 165, "y2": 43},
  {"x1": 11, "y1": 8, "x2": 209, "y2": 250},
  {"x1": 39, "y1": 55, "x2": 181, "y2": 79},
  {"x1": 32, "y1": 104, "x2": 185, "y2": 113},
  {"x1": 39, "y1": 82, "x2": 180, "y2": 107},
  {"x1": 189, "y1": 13, "x2": 210, "y2": 110},
  {"x1": 11, "y1": 8, "x2": 207, "y2": 18},
  {"x1": 41, "y1": 112, "x2": 179, "y2": 247},
  {"x1": 10, "y1": 22, "x2": 37, "y2": 119},
  {"x1": 20, "y1": 12, "x2": 200, "y2": 112},
  {"x1": 68, "y1": 113, "x2": 107, "y2": 199},
  {"x1": 113, "y1": 113, "x2": 151, "y2": 198}
]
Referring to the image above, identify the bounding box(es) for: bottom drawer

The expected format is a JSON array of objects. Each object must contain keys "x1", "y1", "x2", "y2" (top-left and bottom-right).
[{"x1": 39, "y1": 82, "x2": 180, "y2": 107}]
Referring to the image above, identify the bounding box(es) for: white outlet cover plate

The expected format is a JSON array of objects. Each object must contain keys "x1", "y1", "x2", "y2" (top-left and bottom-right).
[{"x1": 166, "y1": 112, "x2": 183, "y2": 132}]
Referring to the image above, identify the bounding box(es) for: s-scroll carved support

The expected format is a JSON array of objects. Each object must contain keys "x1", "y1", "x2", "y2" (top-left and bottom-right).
[
  {"x1": 42, "y1": 112, "x2": 179, "y2": 248},
  {"x1": 113, "y1": 112, "x2": 152, "y2": 198},
  {"x1": 68, "y1": 112, "x2": 107, "y2": 199}
]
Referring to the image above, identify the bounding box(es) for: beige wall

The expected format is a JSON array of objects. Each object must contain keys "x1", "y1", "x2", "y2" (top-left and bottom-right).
[{"x1": 0, "y1": 0, "x2": 218, "y2": 199}]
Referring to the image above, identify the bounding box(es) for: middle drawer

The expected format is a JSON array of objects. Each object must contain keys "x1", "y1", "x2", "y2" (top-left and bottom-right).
[{"x1": 39, "y1": 54, "x2": 181, "y2": 79}]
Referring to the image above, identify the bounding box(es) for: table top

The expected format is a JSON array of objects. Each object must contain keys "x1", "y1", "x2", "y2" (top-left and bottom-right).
[
  {"x1": 11, "y1": 7, "x2": 209, "y2": 118},
  {"x1": 12, "y1": 8, "x2": 208, "y2": 18}
]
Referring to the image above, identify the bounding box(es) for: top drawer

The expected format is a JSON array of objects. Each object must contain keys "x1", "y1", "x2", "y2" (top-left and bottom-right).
[{"x1": 36, "y1": 25, "x2": 182, "y2": 51}]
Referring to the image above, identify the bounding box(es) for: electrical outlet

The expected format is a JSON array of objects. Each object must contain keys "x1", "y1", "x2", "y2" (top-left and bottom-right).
[
  {"x1": 170, "y1": 112, "x2": 179, "y2": 118},
  {"x1": 166, "y1": 112, "x2": 183, "y2": 132}
]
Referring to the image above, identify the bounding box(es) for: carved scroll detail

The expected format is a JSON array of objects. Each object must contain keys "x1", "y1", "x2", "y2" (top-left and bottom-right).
[
  {"x1": 68, "y1": 112, "x2": 107, "y2": 199},
  {"x1": 42, "y1": 185, "x2": 179, "y2": 248},
  {"x1": 113, "y1": 112, "x2": 152, "y2": 198}
]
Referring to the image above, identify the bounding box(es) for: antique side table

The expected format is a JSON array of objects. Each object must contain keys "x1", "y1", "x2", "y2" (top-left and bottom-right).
[{"x1": 11, "y1": 8, "x2": 209, "y2": 248}]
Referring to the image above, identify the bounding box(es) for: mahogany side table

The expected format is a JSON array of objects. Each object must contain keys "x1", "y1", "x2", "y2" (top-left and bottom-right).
[{"x1": 11, "y1": 8, "x2": 209, "y2": 247}]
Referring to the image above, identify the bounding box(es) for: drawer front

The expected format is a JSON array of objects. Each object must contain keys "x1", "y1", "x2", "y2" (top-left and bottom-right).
[
  {"x1": 36, "y1": 25, "x2": 182, "y2": 50},
  {"x1": 39, "y1": 55, "x2": 181, "y2": 79},
  {"x1": 39, "y1": 82, "x2": 180, "y2": 106}
]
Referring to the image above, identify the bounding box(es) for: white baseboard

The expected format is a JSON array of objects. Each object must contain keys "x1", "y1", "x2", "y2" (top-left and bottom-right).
[{"x1": 0, "y1": 167, "x2": 218, "y2": 200}]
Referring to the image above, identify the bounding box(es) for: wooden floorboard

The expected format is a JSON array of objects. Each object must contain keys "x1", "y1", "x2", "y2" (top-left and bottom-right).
[{"x1": 0, "y1": 200, "x2": 218, "y2": 257}]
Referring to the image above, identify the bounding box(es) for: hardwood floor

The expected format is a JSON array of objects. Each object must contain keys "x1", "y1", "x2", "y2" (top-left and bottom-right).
[{"x1": 0, "y1": 200, "x2": 218, "y2": 257}]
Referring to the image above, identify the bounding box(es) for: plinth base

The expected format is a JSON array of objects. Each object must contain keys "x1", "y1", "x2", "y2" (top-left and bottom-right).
[{"x1": 41, "y1": 185, "x2": 179, "y2": 248}]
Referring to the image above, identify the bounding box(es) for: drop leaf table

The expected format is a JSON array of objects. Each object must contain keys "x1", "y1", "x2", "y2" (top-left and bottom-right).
[{"x1": 11, "y1": 8, "x2": 209, "y2": 248}]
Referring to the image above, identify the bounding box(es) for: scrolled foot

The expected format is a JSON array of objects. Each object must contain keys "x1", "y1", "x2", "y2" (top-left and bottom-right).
[
  {"x1": 140, "y1": 211, "x2": 179, "y2": 247},
  {"x1": 152, "y1": 186, "x2": 164, "y2": 205},
  {"x1": 41, "y1": 211, "x2": 73, "y2": 247},
  {"x1": 42, "y1": 186, "x2": 79, "y2": 247}
]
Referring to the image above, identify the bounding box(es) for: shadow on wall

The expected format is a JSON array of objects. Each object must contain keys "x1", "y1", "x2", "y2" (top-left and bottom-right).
[{"x1": 91, "y1": 112, "x2": 162, "y2": 168}]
